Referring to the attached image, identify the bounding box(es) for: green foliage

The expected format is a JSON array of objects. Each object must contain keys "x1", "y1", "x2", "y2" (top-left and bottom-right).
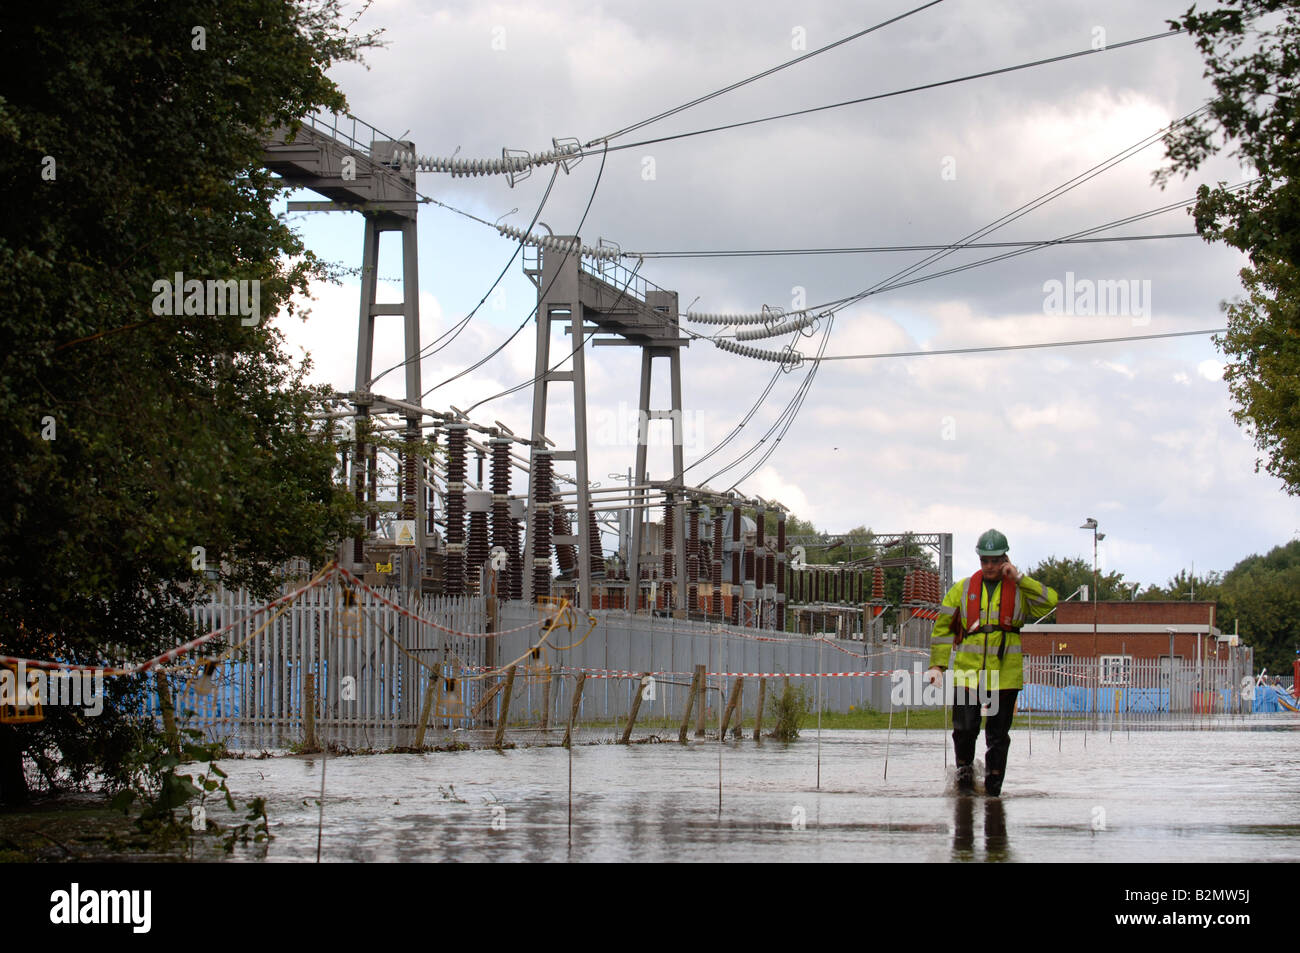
[
  {"x1": 1218, "y1": 539, "x2": 1300, "y2": 674},
  {"x1": 1137, "y1": 567, "x2": 1224, "y2": 602},
  {"x1": 1156, "y1": 1, "x2": 1300, "y2": 493},
  {"x1": 1024, "y1": 555, "x2": 1136, "y2": 612},
  {"x1": 1218, "y1": 259, "x2": 1300, "y2": 491},
  {"x1": 0, "y1": 0, "x2": 379, "y2": 803},
  {"x1": 110, "y1": 725, "x2": 272, "y2": 854},
  {"x1": 766, "y1": 682, "x2": 811, "y2": 742}
]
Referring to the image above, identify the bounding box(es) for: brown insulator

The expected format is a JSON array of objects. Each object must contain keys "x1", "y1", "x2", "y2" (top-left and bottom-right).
[
  {"x1": 662, "y1": 499, "x2": 675, "y2": 609},
  {"x1": 873, "y1": 565, "x2": 885, "y2": 601},
  {"x1": 553, "y1": 505, "x2": 576, "y2": 579},
  {"x1": 730, "y1": 505, "x2": 742, "y2": 625},
  {"x1": 531, "y1": 451, "x2": 553, "y2": 602},
  {"x1": 444, "y1": 424, "x2": 468, "y2": 596},
  {"x1": 711, "y1": 508, "x2": 724, "y2": 618},
  {"x1": 403, "y1": 419, "x2": 419, "y2": 521},
  {"x1": 509, "y1": 516, "x2": 524, "y2": 601},
  {"x1": 776, "y1": 513, "x2": 787, "y2": 629},
  {"x1": 466, "y1": 492, "x2": 490, "y2": 595},
  {"x1": 687, "y1": 502, "x2": 700, "y2": 613},
  {"x1": 490, "y1": 438, "x2": 513, "y2": 598},
  {"x1": 586, "y1": 507, "x2": 605, "y2": 580}
]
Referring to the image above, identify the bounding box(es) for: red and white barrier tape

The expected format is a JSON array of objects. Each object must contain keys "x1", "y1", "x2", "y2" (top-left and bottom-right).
[
  {"x1": 337, "y1": 565, "x2": 544, "y2": 639},
  {"x1": 0, "y1": 569, "x2": 332, "y2": 676}
]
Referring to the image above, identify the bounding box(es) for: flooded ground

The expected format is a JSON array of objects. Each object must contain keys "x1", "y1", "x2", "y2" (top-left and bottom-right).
[{"x1": 216, "y1": 718, "x2": 1300, "y2": 862}]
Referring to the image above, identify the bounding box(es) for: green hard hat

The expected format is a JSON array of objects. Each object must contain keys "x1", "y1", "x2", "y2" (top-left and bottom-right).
[{"x1": 976, "y1": 529, "x2": 1010, "y2": 556}]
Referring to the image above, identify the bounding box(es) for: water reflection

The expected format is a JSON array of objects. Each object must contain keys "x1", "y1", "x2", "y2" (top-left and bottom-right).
[{"x1": 214, "y1": 725, "x2": 1300, "y2": 862}]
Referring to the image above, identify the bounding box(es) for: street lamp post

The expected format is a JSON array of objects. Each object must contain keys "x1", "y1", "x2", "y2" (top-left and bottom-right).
[{"x1": 1080, "y1": 518, "x2": 1104, "y2": 725}]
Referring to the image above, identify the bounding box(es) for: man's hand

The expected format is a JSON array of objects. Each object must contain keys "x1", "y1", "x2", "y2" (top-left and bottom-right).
[
  {"x1": 1000, "y1": 561, "x2": 1020, "y2": 584},
  {"x1": 926, "y1": 666, "x2": 943, "y2": 686}
]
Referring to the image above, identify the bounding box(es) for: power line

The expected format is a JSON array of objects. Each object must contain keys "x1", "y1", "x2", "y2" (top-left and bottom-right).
[
  {"x1": 421, "y1": 142, "x2": 611, "y2": 400},
  {"x1": 819, "y1": 107, "x2": 1210, "y2": 317},
  {"x1": 462, "y1": 257, "x2": 647, "y2": 414},
  {"x1": 368, "y1": 165, "x2": 562, "y2": 390},
  {"x1": 814, "y1": 328, "x2": 1228, "y2": 361},
  {"x1": 628, "y1": 233, "x2": 1197, "y2": 259},
  {"x1": 688, "y1": 111, "x2": 1208, "y2": 488},
  {"x1": 578, "y1": 30, "x2": 1182, "y2": 157},
  {"x1": 590, "y1": 0, "x2": 949, "y2": 146}
]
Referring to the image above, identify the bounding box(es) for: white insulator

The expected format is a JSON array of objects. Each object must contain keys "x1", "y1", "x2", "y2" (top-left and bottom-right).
[
  {"x1": 713, "y1": 337, "x2": 802, "y2": 363},
  {"x1": 735, "y1": 312, "x2": 818, "y2": 341}
]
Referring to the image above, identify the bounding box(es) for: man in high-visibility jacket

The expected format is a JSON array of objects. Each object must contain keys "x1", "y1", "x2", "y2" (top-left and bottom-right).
[{"x1": 926, "y1": 529, "x2": 1057, "y2": 796}]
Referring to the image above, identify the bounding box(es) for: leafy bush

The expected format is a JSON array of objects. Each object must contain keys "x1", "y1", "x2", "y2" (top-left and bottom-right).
[{"x1": 767, "y1": 682, "x2": 811, "y2": 742}]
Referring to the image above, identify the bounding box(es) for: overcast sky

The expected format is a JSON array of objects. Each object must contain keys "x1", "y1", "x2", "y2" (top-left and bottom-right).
[{"x1": 269, "y1": 0, "x2": 1300, "y2": 593}]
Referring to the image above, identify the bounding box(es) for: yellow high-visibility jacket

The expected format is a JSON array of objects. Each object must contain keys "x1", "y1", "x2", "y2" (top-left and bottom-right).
[{"x1": 928, "y1": 574, "x2": 1057, "y2": 691}]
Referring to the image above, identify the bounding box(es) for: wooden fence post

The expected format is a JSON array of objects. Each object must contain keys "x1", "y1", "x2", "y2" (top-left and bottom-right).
[
  {"x1": 620, "y1": 673, "x2": 650, "y2": 744},
  {"x1": 541, "y1": 670, "x2": 553, "y2": 731},
  {"x1": 679, "y1": 667, "x2": 701, "y2": 743},
  {"x1": 563, "y1": 673, "x2": 586, "y2": 748},
  {"x1": 414, "y1": 677, "x2": 437, "y2": 749},
  {"x1": 303, "y1": 673, "x2": 318, "y2": 751},
  {"x1": 720, "y1": 677, "x2": 744, "y2": 738},
  {"x1": 492, "y1": 665, "x2": 518, "y2": 749}
]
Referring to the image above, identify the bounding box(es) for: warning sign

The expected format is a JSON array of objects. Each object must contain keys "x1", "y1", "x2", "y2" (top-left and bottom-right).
[{"x1": 393, "y1": 520, "x2": 416, "y2": 546}]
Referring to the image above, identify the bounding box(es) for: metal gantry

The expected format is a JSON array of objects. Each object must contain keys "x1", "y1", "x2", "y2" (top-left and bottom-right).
[{"x1": 264, "y1": 112, "x2": 952, "y2": 626}]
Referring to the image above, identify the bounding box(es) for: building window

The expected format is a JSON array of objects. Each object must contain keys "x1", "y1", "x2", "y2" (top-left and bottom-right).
[{"x1": 1099, "y1": 654, "x2": 1132, "y2": 686}]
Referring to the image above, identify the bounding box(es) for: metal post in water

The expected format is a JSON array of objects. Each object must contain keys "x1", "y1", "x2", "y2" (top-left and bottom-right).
[
  {"x1": 884, "y1": 680, "x2": 893, "y2": 781},
  {"x1": 816, "y1": 637, "x2": 823, "y2": 789},
  {"x1": 317, "y1": 563, "x2": 337, "y2": 864},
  {"x1": 717, "y1": 619, "x2": 722, "y2": 815}
]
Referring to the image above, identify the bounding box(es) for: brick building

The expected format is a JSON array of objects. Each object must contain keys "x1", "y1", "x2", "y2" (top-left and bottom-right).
[{"x1": 1022, "y1": 600, "x2": 1229, "y2": 668}]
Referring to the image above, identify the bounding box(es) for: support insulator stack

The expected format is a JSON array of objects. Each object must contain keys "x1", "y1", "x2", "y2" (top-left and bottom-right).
[
  {"x1": 873, "y1": 565, "x2": 885, "y2": 601},
  {"x1": 532, "y1": 451, "x2": 554, "y2": 602},
  {"x1": 444, "y1": 424, "x2": 468, "y2": 596},
  {"x1": 587, "y1": 508, "x2": 604, "y2": 580},
  {"x1": 509, "y1": 500, "x2": 524, "y2": 601},
  {"x1": 662, "y1": 499, "x2": 675, "y2": 610},
  {"x1": 553, "y1": 506, "x2": 577, "y2": 579},
  {"x1": 730, "y1": 505, "x2": 742, "y2": 625},
  {"x1": 403, "y1": 419, "x2": 419, "y2": 521},
  {"x1": 776, "y1": 512, "x2": 787, "y2": 630},
  {"x1": 711, "y1": 509, "x2": 724, "y2": 618},
  {"x1": 765, "y1": 551, "x2": 776, "y2": 625},
  {"x1": 687, "y1": 502, "x2": 701, "y2": 613},
  {"x1": 466, "y1": 491, "x2": 491, "y2": 596},
  {"x1": 490, "y1": 438, "x2": 513, "y2": 599}
]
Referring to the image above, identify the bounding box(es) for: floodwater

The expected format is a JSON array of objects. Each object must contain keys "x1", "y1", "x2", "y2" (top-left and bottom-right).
[{"x1": 216, "y1": 719, "x2": 1300, "y2": 862}]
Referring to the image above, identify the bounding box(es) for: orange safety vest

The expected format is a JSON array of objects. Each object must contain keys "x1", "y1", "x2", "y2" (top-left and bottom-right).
[{"x1": 953, "y1": 570, "x2": 1019, "y2": 646}]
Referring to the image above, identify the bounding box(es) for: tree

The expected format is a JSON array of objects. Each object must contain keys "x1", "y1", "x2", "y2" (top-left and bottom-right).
[
  {"x1": 1156, "y1": 0, "x2": 1300, "y2": 493},
  {"x1": 1024, "y1": 555, "x2": 1134, "y2": 619},
  {"x1": 1217, "y1": 539, "x2": 1300, "y2": 673},
  {"x1": 0, "y1": 1, "x2": 377, "y2": 804},
  {"x1": 1137, "y1": 568, "x2": 1224, "y2": 602}
]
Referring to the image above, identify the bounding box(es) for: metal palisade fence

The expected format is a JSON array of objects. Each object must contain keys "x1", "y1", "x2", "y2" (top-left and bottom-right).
[{"x1": 149, "y1": 580, "x2": 1263, "y2": 749}]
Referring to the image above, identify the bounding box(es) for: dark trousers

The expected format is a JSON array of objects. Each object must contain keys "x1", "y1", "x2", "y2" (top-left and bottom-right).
[{"x1": 952, "y1": 688, "x2": 1019, "y2": 776}]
